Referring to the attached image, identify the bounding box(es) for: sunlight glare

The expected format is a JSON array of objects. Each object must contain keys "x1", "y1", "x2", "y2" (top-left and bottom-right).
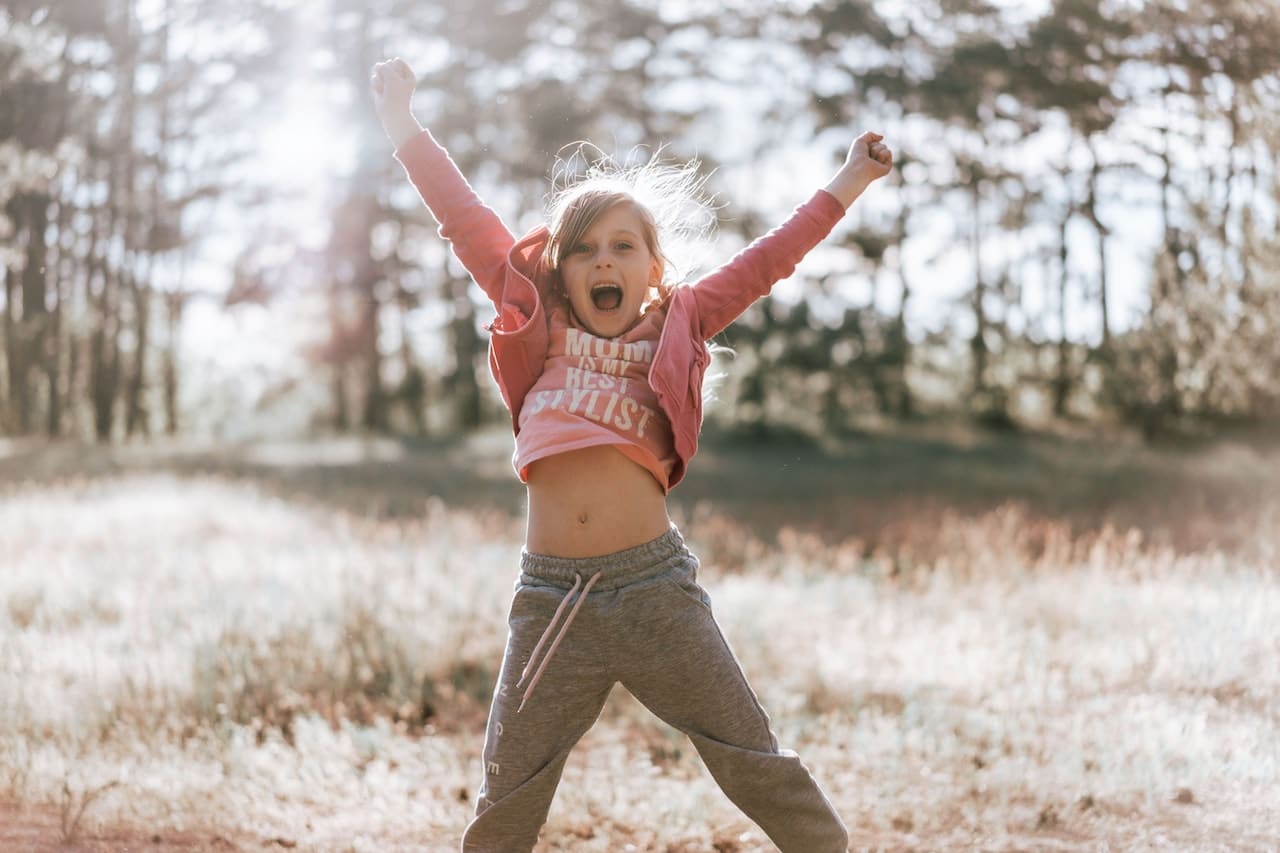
[{"x1": 259, "y1": 85, "x2": 354, "y2": 192}]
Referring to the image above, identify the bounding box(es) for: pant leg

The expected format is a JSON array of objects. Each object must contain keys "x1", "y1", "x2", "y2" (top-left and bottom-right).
[
  {"x1": 462, "y1": 581, "x2": 614, "y2": 853},
  {"x1": 614, "y1": 559, "x2": 849, "y2": 853}
]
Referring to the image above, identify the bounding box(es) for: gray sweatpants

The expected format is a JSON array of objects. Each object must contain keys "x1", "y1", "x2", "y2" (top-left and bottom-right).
[{"x1": 461, "y1": 527, "x2": 849, "y2": 852}]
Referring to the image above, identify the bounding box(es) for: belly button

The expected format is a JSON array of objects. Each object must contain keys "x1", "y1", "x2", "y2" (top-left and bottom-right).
[{"x1": 577, "y1": 512, "x2": 589, "y2": 526}]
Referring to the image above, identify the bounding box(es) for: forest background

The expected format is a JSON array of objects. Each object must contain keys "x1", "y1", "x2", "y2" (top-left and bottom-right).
[{"x1": 3, "y1": 0, "x2": 1279, "y2": 443}]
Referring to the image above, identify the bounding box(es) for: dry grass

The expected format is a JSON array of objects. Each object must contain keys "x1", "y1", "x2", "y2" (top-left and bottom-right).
[{"x1": 1, "y1": 432, "x2": 1278, "y2": 851}]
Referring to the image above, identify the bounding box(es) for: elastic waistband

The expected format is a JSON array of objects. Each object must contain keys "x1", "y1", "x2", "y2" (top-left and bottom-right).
[{"x1": 520, "y1": 526, "x2": 692, "y2": 591}]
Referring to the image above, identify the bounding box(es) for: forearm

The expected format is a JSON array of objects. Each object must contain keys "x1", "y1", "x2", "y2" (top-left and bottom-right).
[
  {"x1": 385, "y1": 112, "x2": 425, "y2": 152},
  {"x1": 692, "y1": 190, "x2": 847, "y2": 339},
  {"x1": 393, "y1": 130, "x2": 514, "y2": 305},
  {"x1": 822, "y1": 170, "x2": 873, "y2": 209}
]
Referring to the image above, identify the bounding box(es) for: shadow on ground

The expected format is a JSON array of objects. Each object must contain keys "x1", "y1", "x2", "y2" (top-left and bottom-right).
[{"x1": 1, "y1": 424, "x2": 1275, "y2": 556}]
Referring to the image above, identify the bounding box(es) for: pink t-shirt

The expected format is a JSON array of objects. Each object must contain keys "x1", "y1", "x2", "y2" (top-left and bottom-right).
[{"x1": 514, "y1": 303, "x2": 678, "y2": 492}]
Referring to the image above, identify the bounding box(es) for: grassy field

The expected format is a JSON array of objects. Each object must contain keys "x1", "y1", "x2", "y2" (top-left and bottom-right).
[{"x1": 1, "y1": 426, "x2": 1277, "y2": 851}]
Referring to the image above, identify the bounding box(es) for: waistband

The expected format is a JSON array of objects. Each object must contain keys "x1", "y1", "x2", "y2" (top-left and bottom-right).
[{"x1": 519, "y1": 526, "x2": 692, "y2": 591}]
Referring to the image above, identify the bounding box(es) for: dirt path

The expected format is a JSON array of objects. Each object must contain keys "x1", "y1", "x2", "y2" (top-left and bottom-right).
[{"x1": 0, "y1": 800, "x2": 247, "y2": 852}]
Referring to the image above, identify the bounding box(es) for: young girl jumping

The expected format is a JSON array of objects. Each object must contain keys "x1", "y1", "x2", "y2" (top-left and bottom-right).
[{"x1": 370, "y1": 56, "x2": 892, "y2": 853}]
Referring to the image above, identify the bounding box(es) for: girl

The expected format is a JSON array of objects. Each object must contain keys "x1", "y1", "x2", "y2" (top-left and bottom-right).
[{"x1": 370, "y1": 56, "x2": 892, "y2": 853}]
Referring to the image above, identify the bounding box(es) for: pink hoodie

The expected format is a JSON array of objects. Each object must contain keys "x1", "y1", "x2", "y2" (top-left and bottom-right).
[{"x1": 395, "y1": 129, "x2": 846, "y2": 489}]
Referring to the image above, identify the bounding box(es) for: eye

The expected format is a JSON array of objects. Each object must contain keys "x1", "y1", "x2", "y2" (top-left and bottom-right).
[
  {"x1": 569, "y1": 242, "x2": 592, "y2": 255},
  {"x1": 614, "y1": 241, "x2": 633, "y2": 251}
]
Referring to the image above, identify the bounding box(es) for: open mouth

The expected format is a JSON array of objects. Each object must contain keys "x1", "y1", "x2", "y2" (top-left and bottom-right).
[{"x1": 591, "y1": 283, "x2": 624, "y2": 311}]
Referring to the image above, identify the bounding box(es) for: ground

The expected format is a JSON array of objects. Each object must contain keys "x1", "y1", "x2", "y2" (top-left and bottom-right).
[{"x1": 1, "y1": 424, "x2": 1277, "y2": 851}]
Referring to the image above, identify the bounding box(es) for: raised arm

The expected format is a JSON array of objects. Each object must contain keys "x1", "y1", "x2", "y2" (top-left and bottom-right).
[
  {"x1": 693, "y1": 131, "x2": 893, "y2": 340},
  {"x1": 371, "y1": 58, "x2": 514, "y2": 309}
]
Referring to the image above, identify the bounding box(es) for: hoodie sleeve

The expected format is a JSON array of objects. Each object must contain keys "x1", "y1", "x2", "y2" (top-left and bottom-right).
[
  {"x1": 394, "y1": 129, "x2": 515, "y2": 310},
  {"x1": 691, "y1": 190, "x2": 846, "y2": 340}
]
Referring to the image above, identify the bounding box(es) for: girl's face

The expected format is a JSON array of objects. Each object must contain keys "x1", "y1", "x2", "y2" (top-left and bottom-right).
[{"x1": 558, "y1": 201, "x2": 662, "y2": 339}]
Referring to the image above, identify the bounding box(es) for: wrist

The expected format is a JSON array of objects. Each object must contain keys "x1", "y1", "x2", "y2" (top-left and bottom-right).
[
  {"x1": 385, "y1": 113, "x2": 424, "y2": 151},
  {"x1": 823, "y1": 170, "x2": 870, "y2": 209}
]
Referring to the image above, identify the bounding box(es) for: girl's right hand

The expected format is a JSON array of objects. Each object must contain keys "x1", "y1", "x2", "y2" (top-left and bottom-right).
[
  {"x1": 823, "y1": 131, "x2": 894, "y2": 208},
  {"x1": 370, "y1": 58, "x2": 423, "y2": 149}
]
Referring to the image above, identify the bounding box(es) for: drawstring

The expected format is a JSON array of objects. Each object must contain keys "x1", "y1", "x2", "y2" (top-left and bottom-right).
[{"x1": 516, "y1": 570, "x2": 603, "y2": 712}]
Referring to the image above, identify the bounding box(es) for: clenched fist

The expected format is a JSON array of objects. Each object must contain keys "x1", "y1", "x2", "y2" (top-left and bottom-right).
[{"x1": 370, "y1": 57, "x2": 422, "y2": 150}]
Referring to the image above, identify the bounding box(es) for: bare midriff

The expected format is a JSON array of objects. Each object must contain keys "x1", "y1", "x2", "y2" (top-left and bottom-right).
[{"x1": 525, "y1": 445, "x2": 671, "y2": 558}]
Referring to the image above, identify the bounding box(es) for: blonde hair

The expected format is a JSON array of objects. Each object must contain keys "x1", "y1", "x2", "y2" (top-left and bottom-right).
[{"x1": 543, "y1": 144, "x2": 718, "y2": 311}]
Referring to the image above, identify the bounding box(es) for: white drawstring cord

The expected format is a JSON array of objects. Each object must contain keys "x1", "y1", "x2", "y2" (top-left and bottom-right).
[{"x1": 516, "y1": 570, "x2": 603, "y2": 712}]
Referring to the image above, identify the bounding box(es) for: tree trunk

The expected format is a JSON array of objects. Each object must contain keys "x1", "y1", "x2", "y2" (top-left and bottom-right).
[
  {"x1": 969, "y1": 178, "x2": 989, "y2": 399},
  {"x1": 892, "y1": 202, "x2": 913, "y2": 417},
  {"x1": 2, "y1": 264, "x2": 14, "y2": 433},
  {"x1": 1084, "y1": 141, "x2": 1111, "y2": 350},
  {"x1": 89, "y1": 0, "x2": 138, "y2": 443},
  {"x1": 331, "y1": 362, "x2": 349, "y2": 431},
  {"x1": 90, "y1": 267, "x2": 121, "y2": 443},
  {"x1": 162, "y1": 289, "x2": 183, "y2": 435},
  {"x1": 15, "y1": 193, "x2": 51, "y2": 434},
  {"x1": 125, "y1": 0, "x2": 177, "y2": 439},
  {"x1": 124, "y1": 257, "x2": 153, "y2": 437},
  {"x1": 1221, "y1": 96, "x2": 1239, "y2": 274},
  {"x1": 154, "y1": 0, "x2": 183, "y2": 437},
  {"x1": 1053, "y1": 207, "x2": 1071, "y2": 418},
  {"x1": 397, "y1": 292, "x2": 427, "y2": 435},
  {"x1": 119, "y1": 0, "x2": 148, "y2": 439},
  {"x1": 45, "y1": 197, "x2": 70, "y2": 438},
  {"x1": 356, "y1": 224, "x2": 387, "y2": 432},
  {"x1": 448, "y1": 272, "x2": 482, "y2": 430},
  {"x1": 90, "y1": 146, "x2": 123, "y2": 443},
  {"x1": 43, "y1": 36, "x2": 76, "y2": 438},
  {"x1": 1153, "y1": 105, "x2": 1183, "y2": 428}
]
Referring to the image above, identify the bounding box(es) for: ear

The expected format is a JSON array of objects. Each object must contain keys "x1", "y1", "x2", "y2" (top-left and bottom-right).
[{"x1": 649, "y1": 255, "x2": 664, "y2": 287}]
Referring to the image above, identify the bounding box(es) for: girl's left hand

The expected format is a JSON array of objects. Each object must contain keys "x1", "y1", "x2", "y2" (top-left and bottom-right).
[{"x1": 824, "y1": 131, "x2": 893, "y2": 208}]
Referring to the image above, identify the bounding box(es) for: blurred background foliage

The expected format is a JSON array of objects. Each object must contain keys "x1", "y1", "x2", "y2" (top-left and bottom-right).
[{"x1": 2, "y1": 0, "x2": 1279, "y2": 446}]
